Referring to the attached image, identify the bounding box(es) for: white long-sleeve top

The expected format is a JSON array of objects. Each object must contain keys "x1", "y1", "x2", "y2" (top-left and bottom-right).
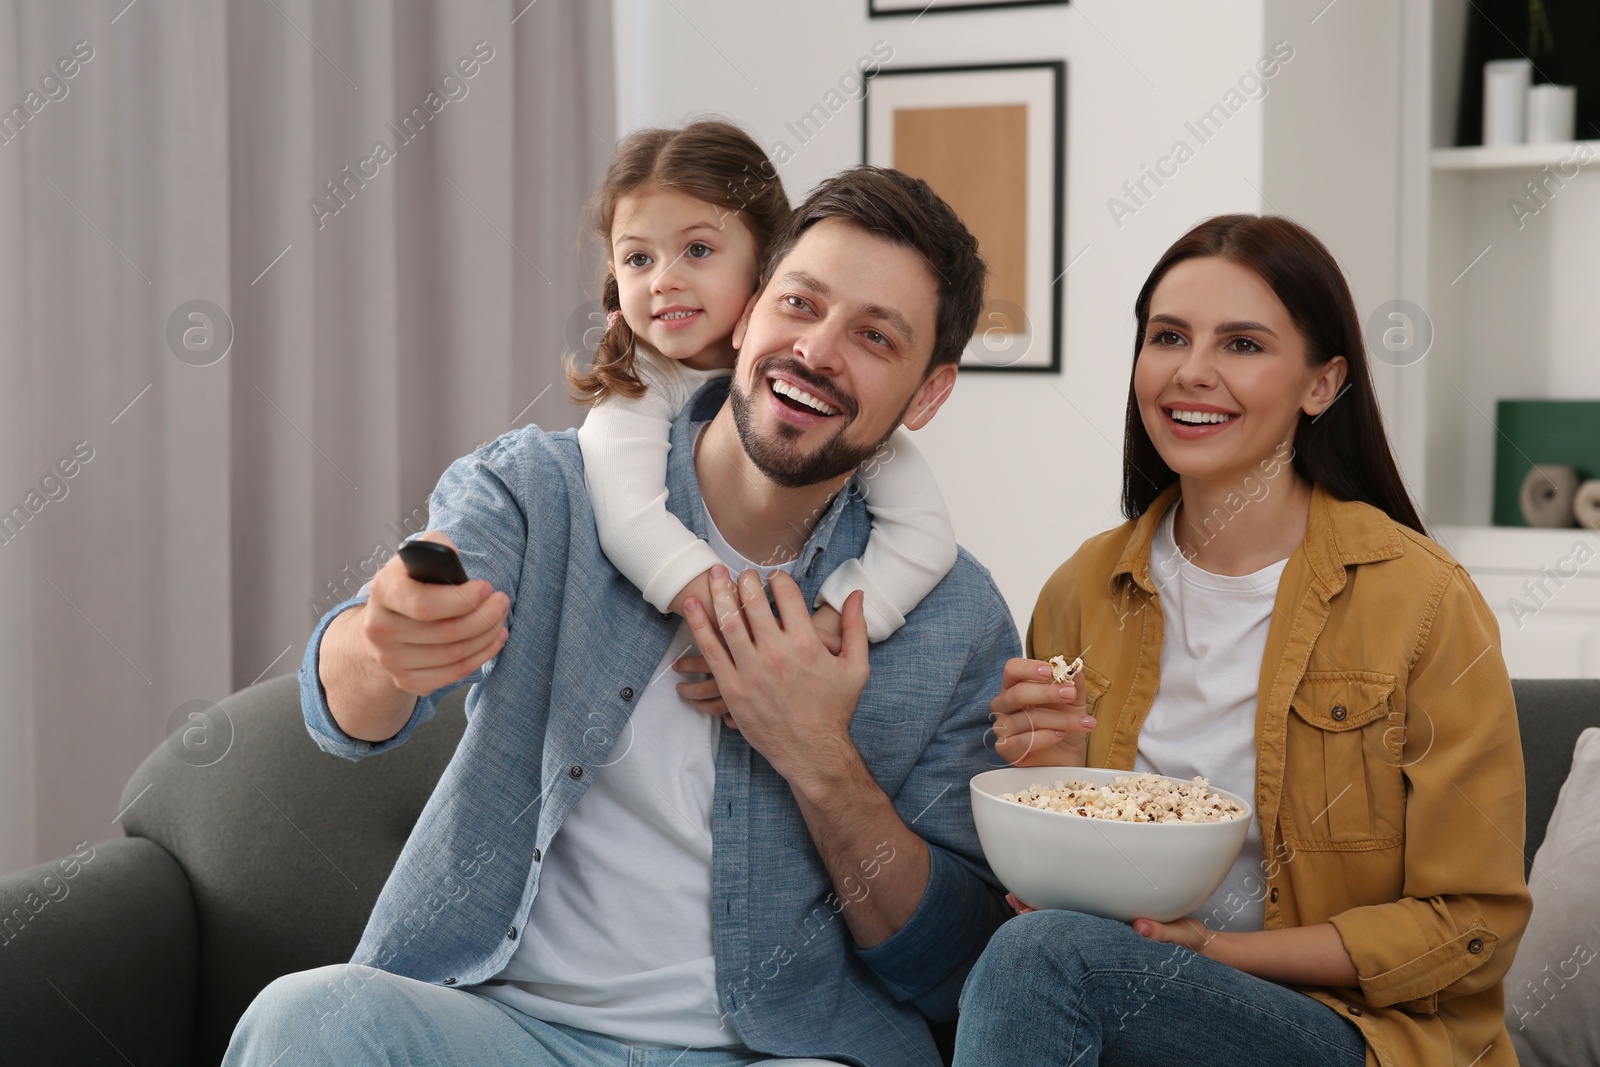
[{"x1": 577, "y1": 348, "x2": 957, "y2": 641}]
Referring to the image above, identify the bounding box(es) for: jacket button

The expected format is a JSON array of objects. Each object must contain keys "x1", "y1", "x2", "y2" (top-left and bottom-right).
[
  {"x1": 1468, "y1": 938, "x2": 1484, "y2": 954},
  {"x1": 1269, "y1": 887, "x2": 1279, "y2": 903},
  {"x1": 1331, "y1": 705, "x2": 1348, "y2": 721},
  {"x1": 443, "y1": 977, "x2": 457, "y2": 986},
  {"x1": 1346, "y1": 1004, "x2": 1362, "y2": 1017},
  {"x1": 532, "y1": 848, "x2": 541, "y2": 863},
  {"x1": 620, "y1": 686, "x2": 635, "y2": 701},
  {"x1": 507, "y1": 926, "x2": 517, "y2": 941},
  {"x1": 569, "y1": 765, "x2": 583, "y2": 779}
]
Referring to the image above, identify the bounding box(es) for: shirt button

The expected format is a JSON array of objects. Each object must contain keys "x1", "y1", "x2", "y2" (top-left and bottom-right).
[
  {"x1": 532, "y1": 848, "x2": 541, "y2": 863},
  {"x1": 569, "y1": 765, "x2": 584, "y2": 779},
  {"x1": 1346, "y1": 1004, "x2": 1362, "y2": 1017},
  {"x1": 1331, "y1": 705, "x2": 1348, "y2": 721},
  {"x1": 659, "y1": 610, "x2": 674, "y2": 621},
  {"x1": 620, "y1": 686, "x2": 635, "y2": 701},
  {"x1": 1269, "y1": 887, "x2": 1280, "y2": 903},
  {"x1": 1468, "y1": 938, "x2": 1484, "y2": 954},
  {"x1": 443, "y1": 977, "x2": 457, "y2": 986},
  {"x1": 507, "y1": 927, "x2": 517, "y2": 941}
]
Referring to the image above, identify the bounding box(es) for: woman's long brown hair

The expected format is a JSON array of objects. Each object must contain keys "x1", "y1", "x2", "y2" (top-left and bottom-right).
[
  {"x1": 1121, "y1": 214, "x2": 1425, "y2": 535},
  {"x1": 566, "y1": 118, "x2": 790, "y2": 405}
]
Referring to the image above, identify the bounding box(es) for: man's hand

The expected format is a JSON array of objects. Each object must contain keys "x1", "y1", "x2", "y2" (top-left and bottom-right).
[
  {"x1": 682, "y1": 565, "x2": 868, "y2": 787},
  {"x1": 989, "y1": 658, "x2": 1094, "y2": 767},
  {"x1": 678, "y1": 598, "x2": 844, "y2": 727},
  {"x1": 363, "y1": 532, "x2": 511, "y2": 697},
  {"x1": 686, "y1": 565, "x2": 931, "y2": 952}
]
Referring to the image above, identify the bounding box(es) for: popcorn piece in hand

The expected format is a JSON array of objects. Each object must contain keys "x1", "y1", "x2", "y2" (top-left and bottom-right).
[
  {"x1": 998, "y1": 772, "x2": 1247, "y2": 823},
  {"x1": 1049, "y1": 655, "x2": 1084, "y2": 685}
]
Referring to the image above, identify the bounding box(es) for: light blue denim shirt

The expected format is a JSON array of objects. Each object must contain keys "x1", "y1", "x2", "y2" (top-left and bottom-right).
[{"x1": 298, "y1": 380, "x2": 1018, "y2": 1066}]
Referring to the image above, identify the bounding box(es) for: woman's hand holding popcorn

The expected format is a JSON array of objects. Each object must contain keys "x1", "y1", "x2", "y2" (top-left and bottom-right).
[{"x1": 988, "y1": 656, "x2": 1095, "y2": 767}]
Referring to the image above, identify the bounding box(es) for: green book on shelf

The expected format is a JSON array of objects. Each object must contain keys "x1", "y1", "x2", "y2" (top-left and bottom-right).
[{"x1": 1493, "y1": 399, "x2": 1600, "y2": 526}]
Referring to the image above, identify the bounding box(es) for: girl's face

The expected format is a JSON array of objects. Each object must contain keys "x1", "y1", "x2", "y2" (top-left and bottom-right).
[
  {"x1": 1133, "y1": 256, "x2": 1346, "y2": 487},
  {"x1": 609, "y1": 186, "x2": 760, "y2": 370}
]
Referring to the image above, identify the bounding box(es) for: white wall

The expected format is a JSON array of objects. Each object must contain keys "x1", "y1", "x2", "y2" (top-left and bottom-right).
[
  {"x1": 1263, "y1": 0, "x2": 1411, "y2": 500},
  {"x1": 613, "y1": 0, "x2": 1272, "y2": 629}
]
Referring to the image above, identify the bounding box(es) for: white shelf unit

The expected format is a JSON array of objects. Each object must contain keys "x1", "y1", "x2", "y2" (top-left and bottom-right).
[
  {"x1": 1401, "y1": 1, "x2": 1600, "y2": 677},
  {"x1": 1431, "y1": 140, "x2": 1600, "y2": 171},
  {"x1": 1420, "y1": 147, "x2": 1600, "y2": 532},
  {"x1": 1433, "y1": 526, "x2": 1600, "y2": 678}
]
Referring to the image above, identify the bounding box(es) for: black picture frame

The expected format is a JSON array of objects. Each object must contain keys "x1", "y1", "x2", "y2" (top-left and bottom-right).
[
  {"x1": 868, "y1": 0, "x2": 1068, "y2": 17},
  {"x1": 863, "y1": 60, "x2": 1066, "y2": 374}
]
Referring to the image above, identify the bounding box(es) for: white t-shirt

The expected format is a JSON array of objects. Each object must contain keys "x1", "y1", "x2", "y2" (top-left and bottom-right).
[
  {"x1": 1134, "y1": 504, "x2": 1287, "y2": 934},
  {"x1": 475, "y1": 505, "x2": 794, "y2": 1049}
]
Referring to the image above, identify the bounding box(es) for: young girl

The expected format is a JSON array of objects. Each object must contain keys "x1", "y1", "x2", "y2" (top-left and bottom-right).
[
  {"x1": 570, "y1": 119, "x2": 957, "y2": 642},
  {"x1": 958, "y1": 216, "x2": 1530, "y2": 1066}
]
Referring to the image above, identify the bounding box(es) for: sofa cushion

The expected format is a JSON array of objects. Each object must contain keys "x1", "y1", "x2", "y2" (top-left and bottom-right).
[
  {"x1": 118, "y1": 673, "x2": 468, "y2": 1066},
  {"x1": 1511, "y1": 678, "x2": 1600, "y2": 868},
  {"x1": 1504, "y1": 727, "x2": 1600, "y2": 1067},
  {"x1": 0, "y1": 836, "x2": 196, "y2": 1067}
]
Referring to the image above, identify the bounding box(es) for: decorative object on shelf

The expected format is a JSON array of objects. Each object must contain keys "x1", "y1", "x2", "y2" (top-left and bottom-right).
[
  {"x1": 1456, "y1": 0, "x2": 1598, "y2": 148},
  {"x1": 1521, "y1": 465, "x2": 1580, "y2": 527},
  {"x1": 1528, "y1": 0, "x2": 1556, "y2": 54},
  {"x1": 1574, "y1": 480, "x2": 1600, "y2": 531},
  {"x1": 868, "y1": 0, "x2": 1066, "y2": 15},
  {"x1": 863, "y1": 61, "x2": 1064, "y2": 372},
  {"x1": 1527, "y1": 83, "x2": 1578, "y2": 143},
  {"x1": 1484, "y1": 59, "x2": 1533, "y2": 145},
  {"x1": 1495, "y1": 400, "x2": 1600, "y2": 526}
]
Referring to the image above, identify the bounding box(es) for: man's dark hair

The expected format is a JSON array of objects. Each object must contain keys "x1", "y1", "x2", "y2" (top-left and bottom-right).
[{"x1": 761, "y1": 165, "x2": 987, "y2": 372}]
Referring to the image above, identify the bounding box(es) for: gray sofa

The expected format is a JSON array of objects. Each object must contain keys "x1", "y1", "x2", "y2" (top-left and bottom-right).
[{"x1": 2, "y1": 675, "x2": 1596, "y2": 1066}]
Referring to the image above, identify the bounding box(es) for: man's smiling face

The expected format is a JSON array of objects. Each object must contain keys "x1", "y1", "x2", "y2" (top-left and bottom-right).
[{"x1": 726, "y1": 218, "x2": 954, "y2": 489}]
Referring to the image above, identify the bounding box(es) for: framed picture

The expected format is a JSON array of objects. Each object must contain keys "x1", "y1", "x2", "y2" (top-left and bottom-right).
[
  {"x1": 869, "y1": 0, "x2": 1068, "y2": 16},
  {"x1": 863, "y1": 61, "x2": 1065, "y2": 373}
]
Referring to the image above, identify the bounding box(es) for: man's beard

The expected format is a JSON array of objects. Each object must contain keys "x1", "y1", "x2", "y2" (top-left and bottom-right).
[{"x1": 727, "y1": 358, "x2": 907, "y2": 490}]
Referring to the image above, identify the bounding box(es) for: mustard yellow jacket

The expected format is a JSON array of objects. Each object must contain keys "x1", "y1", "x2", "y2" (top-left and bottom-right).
[{"x1": 1026, "y1": 483, "x2": 1531, "y2": 1067}]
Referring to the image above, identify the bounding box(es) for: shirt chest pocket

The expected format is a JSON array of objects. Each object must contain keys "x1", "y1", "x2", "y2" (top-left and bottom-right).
[{"x1": 1281, "y1": 671, "x2": 1404, "y2": 851}]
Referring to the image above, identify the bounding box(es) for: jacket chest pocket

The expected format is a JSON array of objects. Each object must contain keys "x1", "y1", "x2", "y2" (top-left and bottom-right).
[
  {"x1": 1281, "y1": 671, "x2": 1404, "y2": 851},
  {"x1": 1079, "y1": 663, "x2": 1113, "y2": 719}
]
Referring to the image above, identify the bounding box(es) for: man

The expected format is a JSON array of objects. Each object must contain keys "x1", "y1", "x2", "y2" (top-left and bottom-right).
[{"x1": 226, "y1": 165, "x2": 1018, "y2": 1067}]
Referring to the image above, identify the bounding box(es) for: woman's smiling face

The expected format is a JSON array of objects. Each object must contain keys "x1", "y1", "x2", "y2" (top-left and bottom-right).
[{"x1": 1134, "y1": 256, "x2": 1345, "y2": 486}]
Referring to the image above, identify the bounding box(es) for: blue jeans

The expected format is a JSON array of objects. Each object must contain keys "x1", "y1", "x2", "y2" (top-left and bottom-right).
[
  {"x1": 222, "y1": 965, "x2": 845, "y2": 1066},
  {"x1": 953, "y1": 911, "x2": 1369, "y2": 1067}
]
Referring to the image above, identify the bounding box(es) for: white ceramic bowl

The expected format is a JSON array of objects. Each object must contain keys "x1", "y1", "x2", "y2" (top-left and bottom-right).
[{"x1": 970, "y1": 766, "x2": 1252, "y2": 923}]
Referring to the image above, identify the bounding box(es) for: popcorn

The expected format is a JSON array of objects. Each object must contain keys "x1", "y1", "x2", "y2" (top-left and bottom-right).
[
  {"x1": 1048, "y1": 655, "x2": 1083, "y2": 685},
  {"x1": 998, "y1": 772, "x2": 1247, "y2": 823}
]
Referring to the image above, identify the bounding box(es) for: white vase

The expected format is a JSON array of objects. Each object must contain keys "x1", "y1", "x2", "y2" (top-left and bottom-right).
[
  {"x1": 1483, "y1": 59, "x2": 1532, "y2": 146},
  {"x1": 1526, "y1": 84, "x2": 1577, "y2": 144}
]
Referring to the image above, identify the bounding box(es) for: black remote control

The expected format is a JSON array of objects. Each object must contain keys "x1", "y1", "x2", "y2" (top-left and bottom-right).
[{"x1": 397, "y1": 539, "x2": 470, "y2": 585}]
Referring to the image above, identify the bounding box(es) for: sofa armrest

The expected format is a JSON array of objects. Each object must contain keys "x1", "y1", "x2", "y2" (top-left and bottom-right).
[{"x1": 0, "y1": 836, "x2": 197, "y2": 1067}]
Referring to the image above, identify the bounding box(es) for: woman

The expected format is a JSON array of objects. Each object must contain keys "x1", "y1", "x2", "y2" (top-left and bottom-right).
[{"x1": 955, "y1": 216, "x2": 1530, "y2": 1067}]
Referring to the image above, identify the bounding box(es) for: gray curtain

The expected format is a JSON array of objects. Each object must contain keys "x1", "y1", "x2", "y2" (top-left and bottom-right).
[{"x1": 0, "y1": 0, "x2": 614, "y2": 875}]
